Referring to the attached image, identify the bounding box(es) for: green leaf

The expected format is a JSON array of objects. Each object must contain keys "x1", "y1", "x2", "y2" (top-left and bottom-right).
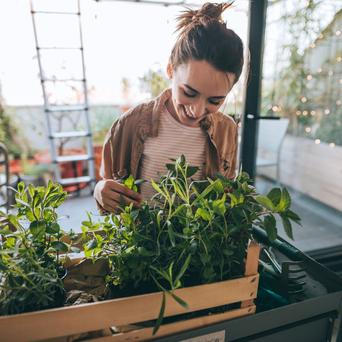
[
  {"x1": 124, "y1": 175, "x2": 135, "y2": 190},
  {"x1": 46, "y1": 223, "x2": 60, "y2": 234},
  {"x1": 255, "y1": 195, "x2": 275, "y2": 211},
  {"x1": 15, "y1": 198, "x2": 30, "y2": 208},
  {"x1": 228, "y1": 193, "x2": 238, "y2": 207},
  {"x1": 195, "y1": 208, "x2": 211, "y2": 221},
  {"x1": 174, "y1": 254, "x2": 191, "y2": 286},
  {"x1": 152, "y1": 291, "x2": 166, "y2": 335},
  {"x1": 228, "y1": 192, "x2": 244, "y2": 207},
  {"x1": 212, "y1": 195, "x2": 226, "y2": 215},
  {"x1": 165, "y1": 163, "x2": 175, "y2": 172},
  {"x1": 51, "y1": 241, "x2": 68, "y2": 253},
  {"x1": 281, "y1": 214, "x2": 294, "y2": 240},
  {"x1": 213, "y1": 180, "x2": 224, "y2": 194},
  {"x1": 168, "y1": 261, "x2": 174, "y2": 281},
  {"x1": 170, "y1": 292, "x2": 188, "y2": 309},
  {"x1": 264, "y1": 215, "x2": 277, "y2": 241},
  {"x1": 276, "y1": 188, "x2": 291, "y2": 212},
  {"x1": 186, "y1": 166, "x2": 199, "y2": 178},
  {"x1": 167, "y1": 221, "x2": 176, "y2": 247},
  {"x1": 29, "y1": 221, "x2": 46, "y2": 239},
  {"x1": 150, "y1": 266, "x2": 170, "y2": 283},
  {"x1": 170, "y1": 204, "x2": 186, "y2": 219},
  {"x1": 170, "y1": 179, "x2": 186, "y2": 201},
  {"x1": 199, "y1": 179, "x2": 221, "y2": 199},
  {"x1": 27, "y1": 184, "x2": 35, "y2": 198},
  {"x1": 267, "y1": 188, "x2": 281, "y2": 206},
  {"x1": 17, "y1": 181, "x2": 25, "y2": 193},
  {"x1": 151, "y1": 180, "x2": 166, "y2": 197},
  {"x1": 286, "y1": 210, "x2": 302, "y2": 225}
]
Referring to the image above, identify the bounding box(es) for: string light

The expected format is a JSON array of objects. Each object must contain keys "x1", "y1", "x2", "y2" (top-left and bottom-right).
[
  {"x1": 329, "y1": 143, "x2": 335, "y2": 148},
  {"x1": 307, "y1": 74, "x2": 313, "y2": 80},
  {"x1": 296, "y1": 110, "x2": 301, "y2": 116},
  {"x1": 315, "y1": 139, "x2": 320, "y2": 144},
  {"x1": 337, "y1": 56, "x2": 342, "y2": 62},
  {"x1": 336, "y1": 30, "x2": 341, "y2": 36},
  {"x1": 310, "y1": 110, "x2": 316, "y2": 116},
  {"x1": 305, "y1": 127, "x2": 311, "y2": 133},
  {"x1": 337, "y1": 100, "x2": 341, "y2": 106},
  {"x1": 310, "y1": 43, "x2": 316, "y2": 48},
  {"x1": 301, "y1": 96, "x2": 307, "y2": 103},
  {"x1": 272, "y1": 105, "x2": 280, "y2": 112},
  {"x1": 324, "y1": 109, "x2": 330, "y2": 115},
  {"x1": 303, "y1": 110, "x2": 308, "y2": 116}
]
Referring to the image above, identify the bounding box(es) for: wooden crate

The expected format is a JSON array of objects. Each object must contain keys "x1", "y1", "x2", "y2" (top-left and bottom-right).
[{"x1": 0, "y1": 242, "x2": 260, "y2": 342}]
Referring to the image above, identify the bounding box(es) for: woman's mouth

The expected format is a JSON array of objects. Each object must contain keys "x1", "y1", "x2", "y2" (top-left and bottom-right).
[{"x1": 183, "y1": 106, "x2": 195, "y2": 119}]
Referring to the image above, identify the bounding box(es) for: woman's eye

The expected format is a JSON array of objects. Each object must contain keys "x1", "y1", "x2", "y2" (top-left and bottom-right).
[
  {"x1": 183, "y1": 90, "x2": 196, "y2": 98},
  {"x1": 183, "y1": 90, "x2": 220, "y2": 105}
]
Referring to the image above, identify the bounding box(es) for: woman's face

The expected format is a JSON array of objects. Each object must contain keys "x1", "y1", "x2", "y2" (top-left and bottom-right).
[{"x1": 167, "y1": 60, "x2": 235, "y2": 127}]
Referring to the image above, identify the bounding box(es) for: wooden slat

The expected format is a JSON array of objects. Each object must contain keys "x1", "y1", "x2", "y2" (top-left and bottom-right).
[
  {"x1": 241, "y1": 241, "x2": 260, "y2": 308},
  {"x1": 0, "y1": 275, "x2": 258, "y2": 341},
  {"x1": 89, "y1": 306, "x2": 256, "y2": 342}
]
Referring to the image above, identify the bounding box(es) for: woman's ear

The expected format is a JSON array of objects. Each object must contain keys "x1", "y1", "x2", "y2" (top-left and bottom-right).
[{"x1": 166, "y1": 63, "x2": 173, "y2": 79}]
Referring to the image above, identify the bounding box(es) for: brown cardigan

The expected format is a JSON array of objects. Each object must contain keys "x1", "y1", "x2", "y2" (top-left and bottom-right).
[{"x1": 99, "y1": 88, "x2": 238, "y2": 183}]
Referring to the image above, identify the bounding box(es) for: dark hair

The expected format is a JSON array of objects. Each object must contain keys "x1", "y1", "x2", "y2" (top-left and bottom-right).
[{"x1": 169, "y1": 2, "x2": 244, "y2": 84}]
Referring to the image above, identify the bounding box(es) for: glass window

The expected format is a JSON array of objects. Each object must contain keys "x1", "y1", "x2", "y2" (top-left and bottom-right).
[{"x1": 257, "y1": 0, "x2": 342, "y2": 252}]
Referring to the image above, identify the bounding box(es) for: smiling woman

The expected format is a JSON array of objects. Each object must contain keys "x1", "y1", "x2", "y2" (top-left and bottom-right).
[
  {"x1": 94, "y1": 2, "x2": 245, "y2": 213},
  {"x1": 165, "y1": 60, "x2": 236, "y2": 127}
]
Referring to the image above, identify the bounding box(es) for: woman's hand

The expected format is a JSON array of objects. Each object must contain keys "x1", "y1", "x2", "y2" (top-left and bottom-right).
[{"x1": 94, "y1": 179, "x2": 142, "y2": 213}]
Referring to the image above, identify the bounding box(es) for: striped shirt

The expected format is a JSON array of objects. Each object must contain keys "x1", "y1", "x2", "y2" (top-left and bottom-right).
[{"x1": 139, "y1": 106, "x2": 206, "y2": 200}]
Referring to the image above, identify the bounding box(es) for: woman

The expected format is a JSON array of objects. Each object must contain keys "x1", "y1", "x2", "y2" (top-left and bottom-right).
[{"x1": 94, "y1": 2, "x2": 244, "y2": 213}]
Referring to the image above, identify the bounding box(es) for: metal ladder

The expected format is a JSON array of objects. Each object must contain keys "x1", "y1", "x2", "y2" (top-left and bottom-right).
[{"x1": 30, "y1": 0, "x2": 95, "y2": 192}]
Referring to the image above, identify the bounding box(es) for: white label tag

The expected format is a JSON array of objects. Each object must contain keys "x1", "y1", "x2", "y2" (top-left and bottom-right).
[{"x1": 181, "y1": 330, "x2": 225, "y2": 342}]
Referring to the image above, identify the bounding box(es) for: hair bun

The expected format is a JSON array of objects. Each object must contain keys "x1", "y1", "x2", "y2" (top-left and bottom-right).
[
  {"x1": 175, "y1": 2, "x2": 233, "y2": 35},
  {"x1": 198, "y1": 2, "x2": 232, "y2": 22}
]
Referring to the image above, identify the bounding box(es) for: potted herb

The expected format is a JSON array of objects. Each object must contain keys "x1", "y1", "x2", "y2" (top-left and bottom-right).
[
  {"x1": 0, "y1": 181, "x2": 72, "y2": 315},
  {"x1": 81, "y1": 156, "x2": 301, "y2": 332}
]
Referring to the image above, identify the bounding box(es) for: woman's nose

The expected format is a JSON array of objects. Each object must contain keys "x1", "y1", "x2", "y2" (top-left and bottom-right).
[{"x1": 191, "y1": 100, "x2": 206, "y2": 118}]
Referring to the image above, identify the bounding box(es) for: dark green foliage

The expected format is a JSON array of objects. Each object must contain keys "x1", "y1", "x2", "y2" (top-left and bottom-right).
[
  {"x1": 0, "y1": 181, "x2": 69, "y2": 315},
  {"x1": 0, "y1": 248, "x2": 65, "y2": 315}
]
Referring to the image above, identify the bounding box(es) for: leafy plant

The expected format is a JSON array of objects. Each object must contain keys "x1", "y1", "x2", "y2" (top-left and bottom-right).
[
  {"x1": 0, "y1": 181, "x2": 71, "y2": 315},
  {"x1": 81, "y1": 156, "x2": 301, "y2": 332}
]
